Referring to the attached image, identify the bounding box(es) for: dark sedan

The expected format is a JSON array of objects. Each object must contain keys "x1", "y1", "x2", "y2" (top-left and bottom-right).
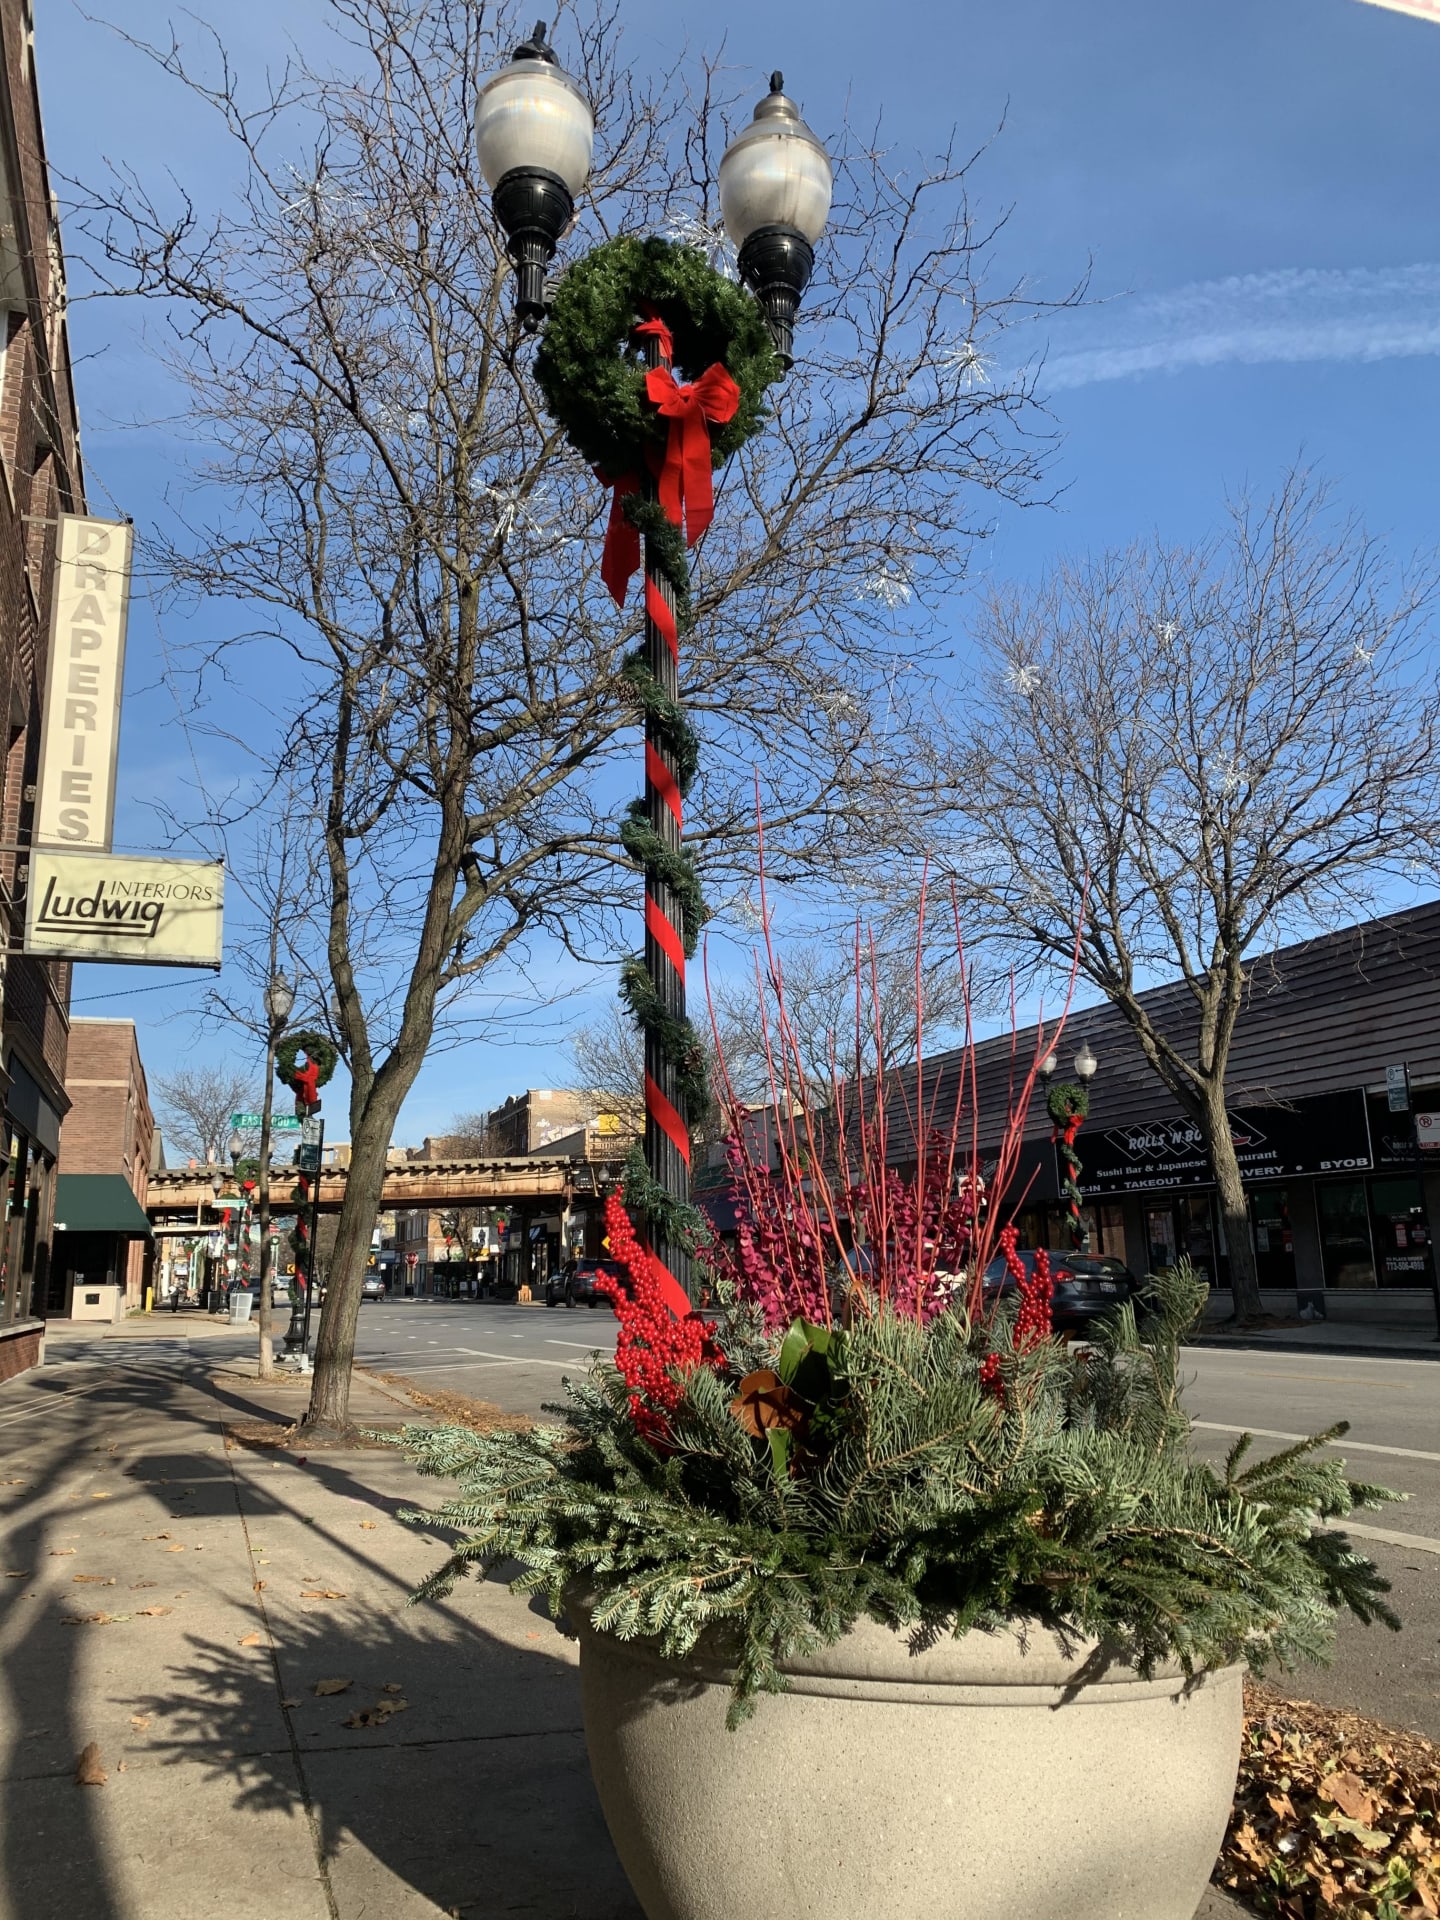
[
  {"x1": 981, "y1": 1248, "x2": 1137, "y2": 1334},
  {"x1": 545, "y1": 1258, "x2": 622, "y2": 1309}
]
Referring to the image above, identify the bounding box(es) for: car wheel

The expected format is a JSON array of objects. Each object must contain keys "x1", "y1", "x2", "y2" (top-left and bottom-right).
[{"x1": 587, "y1": 1297, "x2": 600, "y2": 1308}]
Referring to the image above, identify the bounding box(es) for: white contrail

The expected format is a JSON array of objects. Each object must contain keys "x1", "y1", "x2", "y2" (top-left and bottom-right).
[
  {"x1": 1355, "y1": 0, "x2": 1440, "y2": 23},
  {"x1": 1045, "y1": 264, "x2": 1440, "y2": 390}
]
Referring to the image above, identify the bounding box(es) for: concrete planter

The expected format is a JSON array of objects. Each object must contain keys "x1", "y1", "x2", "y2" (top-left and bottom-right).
[{"x1": 572, "y1": 1607, "x2": 1243, "y2": 1920}]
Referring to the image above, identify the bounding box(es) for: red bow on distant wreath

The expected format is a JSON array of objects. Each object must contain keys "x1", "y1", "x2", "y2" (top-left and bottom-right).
[{"x1": 292, "y1": 1055, "x2": 321, "y2": 1111}]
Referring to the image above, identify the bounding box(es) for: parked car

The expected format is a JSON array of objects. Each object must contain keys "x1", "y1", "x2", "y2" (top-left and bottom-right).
[
  {"x1": 361, "y1": 1272, "x2": 387, "y2": 1303},
  {"x1": 981, "y1": 1248, "x2": 1138, "y2": 1335},
  {"x1": 545, "y1": 1258, "x2": 622, "y2": 1309}
]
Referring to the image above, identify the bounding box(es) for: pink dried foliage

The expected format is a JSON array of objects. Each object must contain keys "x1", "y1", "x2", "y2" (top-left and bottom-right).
[{"x1": 709, "y1": 837, "x2": 1081, "y2": 1332}]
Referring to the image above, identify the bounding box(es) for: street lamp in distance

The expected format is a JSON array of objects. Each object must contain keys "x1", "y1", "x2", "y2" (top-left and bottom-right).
[
  {"x1": 265, "y1": 968, "x2": 295, "y2": 1030},
  {"x1": 1073, "y1": 1041, "x2": 1098, "y2": 1084}
]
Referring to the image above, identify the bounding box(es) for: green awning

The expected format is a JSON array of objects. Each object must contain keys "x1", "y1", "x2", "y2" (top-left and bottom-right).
[{"x1": 54, "y1": 1174, "x2": 153, "y2": 1238}]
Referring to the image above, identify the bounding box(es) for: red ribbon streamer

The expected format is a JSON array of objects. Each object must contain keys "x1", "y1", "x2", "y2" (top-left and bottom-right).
[
  {"x1": 646, "y1": 1071, "x2": 692, "y2": 1168},
  {"x1": 645, "y1": 742, "x2": 683, "y2": 828},
  {"x1": 645, "y1": 894, "x2": 687, "y2": 980}
]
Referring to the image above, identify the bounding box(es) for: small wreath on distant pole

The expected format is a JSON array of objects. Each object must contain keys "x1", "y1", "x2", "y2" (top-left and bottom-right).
[{"x1": 275, "y1": 1031, "x2": 339, "y2": 1093}]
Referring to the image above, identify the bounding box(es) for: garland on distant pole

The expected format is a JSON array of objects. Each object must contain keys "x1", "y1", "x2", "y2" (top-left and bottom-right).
[
  {"x1": 536, "y1": 237, "x2": 780, "y2": 1305},
  {"x1": 1047, "y1": 1082, "x2": 1091, "y2": 1251}
]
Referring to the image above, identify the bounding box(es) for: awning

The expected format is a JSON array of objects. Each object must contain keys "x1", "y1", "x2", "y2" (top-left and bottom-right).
[{"x1": 54, "y1": 1174, "x2": 153, "y2": 1238}]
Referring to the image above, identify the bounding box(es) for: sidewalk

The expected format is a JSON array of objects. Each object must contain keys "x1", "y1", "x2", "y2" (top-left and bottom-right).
[
  {"x1": 1189, "y1": 1315, "x2": 1440, "y2": 1359},
  {"x1": 0, "y1": 1339, "x2": 1246, "y2": 1920}
]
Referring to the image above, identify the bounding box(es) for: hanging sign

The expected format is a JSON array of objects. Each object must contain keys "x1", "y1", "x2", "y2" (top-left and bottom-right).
[
  {"x1": 24, "y1": 851, "x2": 223, "y2": 967},
  {"x1": 34, "y1": 515, "x2": 133, "y2": 851}
]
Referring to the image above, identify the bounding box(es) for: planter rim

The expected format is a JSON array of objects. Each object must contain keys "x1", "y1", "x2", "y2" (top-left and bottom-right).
[{"x1": 567, "y1": 1597, "x2": 1243, "y2": 1706}]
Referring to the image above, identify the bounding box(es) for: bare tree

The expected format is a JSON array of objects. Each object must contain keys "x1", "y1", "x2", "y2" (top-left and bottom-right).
[
  {"x1": 935, "y1": 474, "x2": 1440, "y2": 1319},
  {"x1": 431, "y1": 1112, "x2": 506, "y2": 1156},
  {"x1": 75, "y1": 0, "x2": 1066, "y2": 1435},
  {"x1": 153, "y1": 1065, "x2": 260, "y2": 1167}
]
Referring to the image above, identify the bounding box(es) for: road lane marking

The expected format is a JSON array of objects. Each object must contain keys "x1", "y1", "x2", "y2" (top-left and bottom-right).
[
  {"x1": 1192, "y1": 1349, "x2": 1439, "y2": 1371},
  {"x1": 449, "y1": 1348, "x2": 577, "y2": 1370},
  {"x1": 1192, "y1": 1421, "x2": 1440, "y2": 1463},
  {"x1": 1322, "y1": 1521, "x2": 1440, "y2": 1557},
  {"x1": 546, "y1": 1339, "x2": 613, "y2": 1351},
  {"x1": 1241, "y1": 1371, "x2": 1414, "y2": 1390}
]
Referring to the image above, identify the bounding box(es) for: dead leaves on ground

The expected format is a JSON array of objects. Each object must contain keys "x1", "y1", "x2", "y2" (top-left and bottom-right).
[
  {"x1": 73, "y1": 1742, "x2": 107, "y2": 1787},
  {"x1": 312, "y1": 1677, "x2": 352, "y2": 1696},
  {"x1": 342, "y1": 1694, "x2": 408, "y2": 1730},
  {"x1": 301, "y1": 1588, "x2": 346, "y2": 1600},
  {"x1": 1218, "y1": 1682, "x2": 1439, "y2": 1917}
]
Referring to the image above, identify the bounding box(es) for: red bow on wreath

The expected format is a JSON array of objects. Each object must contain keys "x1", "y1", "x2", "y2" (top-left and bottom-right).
[
  {"x1": 598, "y1": 318, "x2": 741, "y2": 611},
  {"x1": 292, "y1": 1055, "x2": 322, "y2": 1111}
]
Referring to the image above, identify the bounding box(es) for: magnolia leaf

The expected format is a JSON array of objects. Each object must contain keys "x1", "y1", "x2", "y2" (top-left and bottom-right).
[{"x1": 730, "y1": 1371, "x2": 805, "y2": 1438}]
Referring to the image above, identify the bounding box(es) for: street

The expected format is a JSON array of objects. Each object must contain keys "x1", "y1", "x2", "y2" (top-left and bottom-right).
[{"x1": 44, "y1": 1304, "x2": 1440, "y2": 1744}]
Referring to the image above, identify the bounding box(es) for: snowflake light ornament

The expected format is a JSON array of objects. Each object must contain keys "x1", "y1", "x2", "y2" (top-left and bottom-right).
[
  {"x1": 856, "y1": 561, "x2": 913, "y2": 609},
  {"x1": 662, "y1": 210, "x2": 738, "y2": 279},
  {"x1": 937, "y1": 336, "x2": 991, "y2": 390}
]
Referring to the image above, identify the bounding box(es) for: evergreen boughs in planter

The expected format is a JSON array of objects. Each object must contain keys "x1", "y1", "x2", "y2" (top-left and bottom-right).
[{"x1": 387, "y1": 1261, "x2": 1398, "y2": 1725}]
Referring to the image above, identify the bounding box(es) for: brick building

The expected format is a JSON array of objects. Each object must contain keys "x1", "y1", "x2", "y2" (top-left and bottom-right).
[
  {"x1": 51, "y1": 1019, "x2": 154, "y2": 1317},
  {"x1": 0, "y1": 1, "x2": 86, "y2": 1378}
]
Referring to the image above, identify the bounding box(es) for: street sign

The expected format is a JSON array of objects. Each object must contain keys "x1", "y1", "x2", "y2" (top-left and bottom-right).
[
  {"x1": 229, "y1": 1112, "x2": 302, "y2": 1132},
  {"x1": 1386, "y1": 1064, "x2": 1411, "y2": 1114},
  {"x1": 1418, "y1": 1111, "x2": 1440, "y2": 1152},
  {"x1": 301, "y1": 1116, "x2": 323, "y2": 1146},
  {"x1": 296, "y1": 1144, "x2": 321, "y2": 1172}
]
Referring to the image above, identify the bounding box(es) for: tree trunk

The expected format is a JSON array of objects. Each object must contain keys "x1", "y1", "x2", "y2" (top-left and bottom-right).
[
  {"x1": 1199, "y1": 1085, "x2": 1263, "y2": 1321},
  {"x1": 296, "y1": 1080, "x2": 406, "y2": 1440}
]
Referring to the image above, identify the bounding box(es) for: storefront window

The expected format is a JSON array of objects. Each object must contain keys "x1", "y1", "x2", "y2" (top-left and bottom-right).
[
  {"x1": 1178, "y1": 1194, "x2": 1217, "y2": 1287},
  {"x1": 1367, "y1": 1176, "x2": 1435, "y2": 1291},
  {"x1": 1145, "y1": 1207, "x2": 1178, "y2": 1273},
  {"x1": 1249, "y1": 1187, "x2": 1296, "y2": 1290},
  {"x1": 1317, "y1": 1180, "x2": 1376, "y2": 1288}
]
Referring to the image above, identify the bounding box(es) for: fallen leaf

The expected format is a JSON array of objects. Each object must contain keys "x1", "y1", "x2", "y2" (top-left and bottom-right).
[
  {"x1": 74, "y1": 1742, "x2": 107, "y2": 1787},
  {"x1": 116, "y1": 1761, "x2": 127, "y2": 1774},
  {"x1": 129, "y1": 1715, "x2": 150, "y2": 1732},
  {"x1": 281, "y1": 1698, "x2": 302, "y2": 1709},
  {"x1": 90, "y1": 1493, "x2": 109, "y2": 1501},
  {"x1": 4, "y1": 1570, "x2": 27, "y2": 1578},
  {"x1": 163, "y1": 1545, "x2": 185, "y2": 1554},
  {"x1": 380, "y1": 1682, "x2": 404, "y2": 1695},
  {"x1": 238, "y1": 1632, "x2": 263, "y2": 1647},
  {"x1": 62, "y1": 1613, "x2": 115, "y2": 1626},
  {"x1": 253, "y1": 1581, "x2": 266, "y2": 1592},
  {"x1": 72, "y1": 1576, "x2": 115, "y2": 1587},
  {"x1": 130, "y1": 1581, "x2": 158, "y2": 1591},
  {"x1": 135, "y1": 1607, "x2": 172, "y2": 1617},
  {"x1": 342, "y1": 1698, "x2": 408, "y2": 1729},
  {"x1": 312, "y1": 1677, "x2": 353, "y2": 1696},
  {"x1": 1321, "y1": 1772, "x2": 1382, "y2": 1826},
  {"x1": 0, "y1": 1477, "x2": 27, "y2": 1485},
  {"x1": 49, "y1": 1549, "x2": 76, "y2": 1558},
  {"x1": 359, "y1": 1521, "x2": 377, "y2": 1530},
  {"x1": 301, "y1": 1589, "x2": 346, "y2": 1600},
  {"x1": 143, "y1": 1533, "x2": 171, "y2": 1542}
]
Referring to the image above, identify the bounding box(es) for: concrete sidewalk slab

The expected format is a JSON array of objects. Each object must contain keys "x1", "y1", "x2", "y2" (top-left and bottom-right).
[{"x1": 0, "y1": 1342, "x2": 1247, "y2": 1920}]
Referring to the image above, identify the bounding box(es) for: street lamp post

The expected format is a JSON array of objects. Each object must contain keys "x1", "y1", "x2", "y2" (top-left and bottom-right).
[
  {"x1": 1047, "y1": 1041, "x2": 1099, "y2": 1252},
  {"x1": 251, "y1": 968, "x2": 295, "y2": 1376},
  {"x1": 477, "y1": 29, "x2": 830, "y2": 1303},
  {"x1": 207, "y1": 1167, "x2": 223, "y2": 1308}
]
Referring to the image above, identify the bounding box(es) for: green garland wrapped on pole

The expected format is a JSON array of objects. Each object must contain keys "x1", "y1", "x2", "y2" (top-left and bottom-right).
[
  {"x1": 535, "y1": 237, "x2": 779, "y2": 1304},
  {"x1": 1047, "y1": 1082, "x2": 1091, "y2": 1251}
]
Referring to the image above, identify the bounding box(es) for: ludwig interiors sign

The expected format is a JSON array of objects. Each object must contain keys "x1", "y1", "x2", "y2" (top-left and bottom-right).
[
  {"x1": 25, "y1": 852, "x2": 224, "y2": 968},
  {"x1": 34, "y1": 514, "x2": 133, "y2": 851}
]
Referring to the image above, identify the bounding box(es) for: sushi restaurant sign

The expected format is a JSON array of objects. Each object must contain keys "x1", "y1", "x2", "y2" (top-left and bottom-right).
[{"x1": 24, "y1": 852, "x2": 223, "y2": 968}]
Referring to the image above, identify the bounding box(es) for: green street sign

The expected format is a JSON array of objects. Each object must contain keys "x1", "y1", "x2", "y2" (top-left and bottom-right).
[{"x1": 229, "y1": 1112, "x2": 303, "y2": 1132}]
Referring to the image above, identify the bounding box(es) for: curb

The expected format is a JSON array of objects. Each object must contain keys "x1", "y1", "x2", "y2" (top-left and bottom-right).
[{"x1": 1186, "y1": 1334, "x2": 1440, "y2": 1362}]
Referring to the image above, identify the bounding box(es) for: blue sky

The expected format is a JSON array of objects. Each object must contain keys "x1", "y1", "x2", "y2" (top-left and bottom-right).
[{"x1": 36, "y1": 0, "x2": 1440, "y2": 1146}]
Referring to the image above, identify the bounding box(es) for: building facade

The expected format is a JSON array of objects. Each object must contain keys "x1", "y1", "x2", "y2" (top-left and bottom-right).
[
  {"x1": 898, "y1": 902, "x2": 1440, "y2": 1323},
  {"x1": 51, "y1": 1019, "x2": 154, "y2": 1317},
  {"x1": 0, "y1": 1, "x2": 85, "y2": 1376}
]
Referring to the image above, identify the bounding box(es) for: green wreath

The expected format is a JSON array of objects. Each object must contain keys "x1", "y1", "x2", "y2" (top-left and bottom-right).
[
  {"x1": 1046, "y1": 1082, "x2": 1090, "y2": 1129},
  {"x1": 533, "y1": 235, "x2": 779, "y2": 477},
  {"x1": 275, "y1": 1030, "x2": 339, "y2": 1092}
]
